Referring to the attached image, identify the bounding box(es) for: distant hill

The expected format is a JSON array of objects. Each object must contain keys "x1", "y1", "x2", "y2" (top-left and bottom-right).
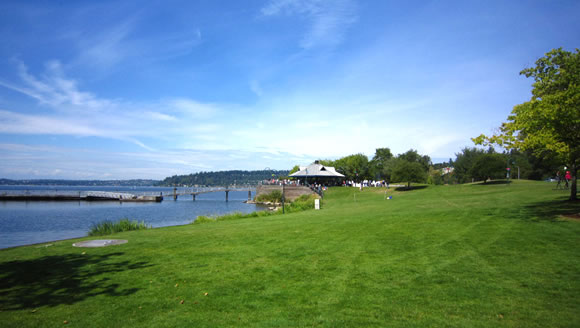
[
  {"x1": 158, "y1": 170, "x2": 290, "y2": 187},
  {"x1": 0, "y1": 179, "x2": 159, "y2": 186}
]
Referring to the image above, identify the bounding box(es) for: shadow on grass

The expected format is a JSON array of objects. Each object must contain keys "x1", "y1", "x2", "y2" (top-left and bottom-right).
[
  {"x1": 522, "y1": 199, "x2": 580, "y2": 222},
  {"x1": 394, "y1": 186, "x2": 428, "y2": 192},
  {"x1": 0, "y1": 252, "x2": 152, "y2": 310},
  {"x1": 473, "y1": 180, "x2": 512, "y2": 186}
]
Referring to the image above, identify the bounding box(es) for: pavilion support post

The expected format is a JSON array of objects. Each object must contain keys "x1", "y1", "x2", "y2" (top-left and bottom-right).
[
  {"x1": 225, "y1": 190, "x2": 229, "y2": 202},
  {"x1": 248, "y1": 190, "x2": 251, "y2": 201},
  {"x1": 192, "y1": 194, "x2": 196, "y2": 201}
]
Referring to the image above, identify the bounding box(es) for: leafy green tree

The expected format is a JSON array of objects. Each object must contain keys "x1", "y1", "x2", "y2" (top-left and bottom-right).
[
  {"x1": 391, "y1": 160, "x2": 427, "y2": 188},
  {"x1": 453, "y1": 147, "x2": 488, "y2": 183},
  {"x1": 427, "y1": 167, "x2": 444, "y2": 185},
  {"x1": 289, "y1": 165, "x2": 300, "y2": 175},
  {"x1": 397, "y1": 149, "x2": 431, "y2": 171},
  {"x1": 469, "y1": 153, "x2": 507, "y2": 182},
  {"x1": 517, "y1": 149, "x2": 560, "y2": 180},
  {"x1": 473, "y1": 48, "x2": 579, "y2": 200},
  {"x1": 369, "y1": 148, "x2": 393, "y2": 179},
  {"x1": 333, "y1": 154, "x2": 369, "y2": 181},
  {"x1": 318, "y1": 159, "x2": 336, "y2": 167},
  {"x1": 505, "y1": 150, "x2": 547, "y2": 180}
]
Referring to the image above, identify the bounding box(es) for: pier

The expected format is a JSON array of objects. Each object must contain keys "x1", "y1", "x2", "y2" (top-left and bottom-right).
[
  {"x1": 0, "y1": 187, "x2": 255, "y2": 202},
  {"x1": 164, "y1": 187, "x2": 254, "y2": 202},
  {"x1": 0, "y1": 190, "x2": 163, "y2": 202}
]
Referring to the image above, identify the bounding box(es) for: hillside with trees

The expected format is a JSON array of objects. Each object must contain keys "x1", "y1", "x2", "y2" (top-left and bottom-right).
[{"x1": 158, "y1": 170, "x2": 290, "y2": 187}]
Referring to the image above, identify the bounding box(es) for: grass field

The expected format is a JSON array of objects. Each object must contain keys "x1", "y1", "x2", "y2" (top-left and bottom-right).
[{"x1": 0, "y1": 180, "x2": 578, "y2": 327}]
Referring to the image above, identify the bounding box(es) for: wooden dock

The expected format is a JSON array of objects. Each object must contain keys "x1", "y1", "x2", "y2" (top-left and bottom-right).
[
  {"x1": 0, "y1": 187, "x2": 255, "y2": 202},
  {"x1": 163, "y1": 187, "x2": 254, "y2": 201},
  {"x1": 0, "y1": 191, "x2": 162, "y2": 202}
]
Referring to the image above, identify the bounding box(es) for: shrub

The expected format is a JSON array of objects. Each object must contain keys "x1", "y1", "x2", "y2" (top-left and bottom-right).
[
  {"x1": 88, "y1": 218, "x2": 151, "y2": 236},
  {"x1": 193, "y1": 193, "x2": 320, "y2": 224},
  {"x1": 193, "y1": 210, "x2": 276, "y2": 224},
  {"x1": 193, "y1": 215, "x2": 217, "y2": 224},
  {"x1": 255, "y1": 190, "x2": 283, "y2": 203},
  {"x1": 284, "y1": 194, "x2": 319, "y2": 213}
]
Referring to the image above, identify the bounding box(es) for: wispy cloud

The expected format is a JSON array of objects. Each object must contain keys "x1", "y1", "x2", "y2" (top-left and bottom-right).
[
  {"x1": 0, "y1": 110, "x2": 100, "y2": 136},
  {"x1": 75, "y1": 19, "x2": 135, "y2": 69},
  {"x1": 0, "y1": 61, "x2": 228, "y2": 151},
  {"x1": 0, "y1": 60, "x2": 112, "y2": 109},
  {"x1": 144, "y1": 111, "x2": 177, "y2": 121},
  {"x1": 249, "y1": 80, "x2": 264, "y2": 97},
  {"x1": 261, "y1": 0, "x2": 358, "y2": 49},
  {"x1": 169, "y1": 98, "x2": 219, "y2": 119},
  {"x1": 72, "y1": 16, "x2": 202, "y2": 71}
]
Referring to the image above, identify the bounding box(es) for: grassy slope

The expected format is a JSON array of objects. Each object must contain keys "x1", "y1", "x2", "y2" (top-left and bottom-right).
[{"x1": 0, "y1": 181, "x2": 578, "y2": 327}]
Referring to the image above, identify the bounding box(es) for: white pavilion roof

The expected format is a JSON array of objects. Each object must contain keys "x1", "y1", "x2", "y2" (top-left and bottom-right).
[{"x1": 289, "y1": 162, "x2": 345, "y2": 178}]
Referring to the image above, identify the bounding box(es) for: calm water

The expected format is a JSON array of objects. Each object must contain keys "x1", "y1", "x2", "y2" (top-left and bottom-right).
[{"x1": 0, "y1": 186, "x2": 263, "y2": 249}]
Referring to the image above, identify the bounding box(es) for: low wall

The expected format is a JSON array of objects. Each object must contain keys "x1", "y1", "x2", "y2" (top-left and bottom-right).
[{"x1": 255, "y1": 185, "x2": 317, "y2": 201}]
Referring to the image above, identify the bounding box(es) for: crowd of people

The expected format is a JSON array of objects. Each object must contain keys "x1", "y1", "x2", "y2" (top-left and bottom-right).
[{"x1": 342, "y1": 180, "x2": 389, "y2": 188}]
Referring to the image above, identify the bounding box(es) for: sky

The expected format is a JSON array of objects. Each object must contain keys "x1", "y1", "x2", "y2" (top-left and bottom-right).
[{"x1": 0, "y1": 0, "x2": 579, "y2": 180}]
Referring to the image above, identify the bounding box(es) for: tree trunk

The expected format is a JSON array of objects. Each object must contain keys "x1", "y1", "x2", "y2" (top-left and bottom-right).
[{"x1": 570, "y1": 161, "x2": 577, "y2": 201}]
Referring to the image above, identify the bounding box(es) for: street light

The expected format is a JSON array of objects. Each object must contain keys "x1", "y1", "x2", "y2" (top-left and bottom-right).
[{"x1": 512, "y1": 160, "x2": 520, "y2": 180}]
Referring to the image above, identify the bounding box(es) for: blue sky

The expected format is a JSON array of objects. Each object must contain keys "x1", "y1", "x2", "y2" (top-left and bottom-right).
[{"x1": 0, "y1": 0, "x2": 578, "y2": 180}]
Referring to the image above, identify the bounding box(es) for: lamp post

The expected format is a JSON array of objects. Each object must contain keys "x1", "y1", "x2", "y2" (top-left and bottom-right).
[
  {"x1": 282, "y1": 179, "x2": 285, "y2": 214},
  {"x1": 511, "y1": 160, "x2": 519, "y2": 180}
]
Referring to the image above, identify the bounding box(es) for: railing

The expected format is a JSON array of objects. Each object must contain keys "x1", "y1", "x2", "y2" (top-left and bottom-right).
[
  {"x1": 160, "y1": 186, "x2": 256, "y2": 196},
  {"x1": 0, "y1": 186, "x2": 258, "y2": 201}
]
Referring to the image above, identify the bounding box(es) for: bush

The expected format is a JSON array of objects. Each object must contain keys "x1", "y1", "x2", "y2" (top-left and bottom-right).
[
  {"x1": 427, "y1": 167, "x2": 444, "y2": 185},
  {"x1": 193, "y1": 194, "x2": 320, "y2": 224},
  {"x1": 284, "y1": 194, "x2": 318, "y2": 213},
  {"x1": 193, "y1": 210, "x2": 276, "y2": 224},
  {"x1": 255, "y1": 190, "x2": 283, "y2": 203},
  {"x1": 88, "y1": 218, "x2": 151, "y2": 236}
]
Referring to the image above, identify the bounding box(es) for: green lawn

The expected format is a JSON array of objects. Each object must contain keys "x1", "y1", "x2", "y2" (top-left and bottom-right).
[{"x1": 1, "y1": 181, "x2": 579, "y2": 327}]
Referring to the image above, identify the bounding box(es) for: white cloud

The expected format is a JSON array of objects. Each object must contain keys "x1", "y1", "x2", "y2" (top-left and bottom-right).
[
  {"x1": 2, "y1": 61, "x2": 112, "y2": 109},
  {"x1": 0, "y1": 110, "x2": 100, "y2": 136},
  {"x1": 249, "y1": 79, "x2": 264, "y2": 97},
  {"x1": 73, "y1": 19, "x2": 202, "y2": 70},
  {"x1": 170, "y1": 98, "x2": 219, "y2": 119},
  {"x1": 144, "y1": 111, "x2": 177, "y2": 121},
  {"x1": 261, "y1": 0, "x2": 358, "y2": 49},
  {"x1": 78, "y1": 21, "x2": 134, "y2": 69},
  {"x1": 0, "y1": 62, "x2": 235, "y2": 153}
]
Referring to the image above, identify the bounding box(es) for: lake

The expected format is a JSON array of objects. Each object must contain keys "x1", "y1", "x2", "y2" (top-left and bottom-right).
[{"x1": 0, "y1": 186, "x2": 264, "y2": 249}]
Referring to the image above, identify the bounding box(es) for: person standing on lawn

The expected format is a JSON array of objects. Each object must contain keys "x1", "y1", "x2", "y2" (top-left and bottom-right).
[{"x1": 564, "y1": 169, "x2": 572, "y2": 189}]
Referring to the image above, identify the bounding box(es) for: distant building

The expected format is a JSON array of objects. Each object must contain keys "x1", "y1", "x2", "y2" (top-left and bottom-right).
[
  {"x1": 442, "y1": 167, "x2": 454, "y2": 175},
  {"x1": 289, "y1": 161, "x2": 345, "y2": 186}
]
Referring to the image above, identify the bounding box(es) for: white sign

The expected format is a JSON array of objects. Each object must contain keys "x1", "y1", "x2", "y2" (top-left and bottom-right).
[{"x1": 315, "y1": 199, "x2": 320, "y2": 210}]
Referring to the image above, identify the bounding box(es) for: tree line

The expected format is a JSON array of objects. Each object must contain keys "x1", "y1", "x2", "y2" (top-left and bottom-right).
[
  {"x1": 157, "y1": 170, "x2": 290, "y2": 187},
  {"x1": 296, "y1": 146, "x2": 558, "y2": 188}
]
